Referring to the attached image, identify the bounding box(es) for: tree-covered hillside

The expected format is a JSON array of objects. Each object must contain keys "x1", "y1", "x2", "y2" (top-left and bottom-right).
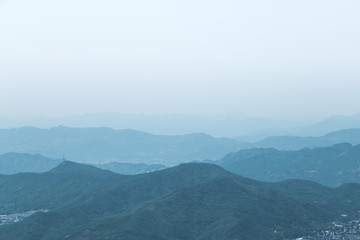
[
  {"x1": 217, "y1": 143, "x2": 360, "y2": 186},
  {"x1": 1, "y1": 162, "x2": 360, "y2": 239}
]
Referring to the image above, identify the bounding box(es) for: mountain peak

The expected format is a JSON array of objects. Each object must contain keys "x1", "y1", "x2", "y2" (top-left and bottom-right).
[
  {"x1": 146, "y1": 162, "x2": 245, "y2": 186},
  {"x1": 167, "y1": 162, "x2": 231, "y2": 176},
  {"x1": 49, "y1": 161, "x2": 103, "y2": 174}
]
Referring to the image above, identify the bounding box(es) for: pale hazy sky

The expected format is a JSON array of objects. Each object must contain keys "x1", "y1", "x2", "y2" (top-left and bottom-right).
[{"x1": 0, "y1": 0, "x2": 359, "y2": 119}]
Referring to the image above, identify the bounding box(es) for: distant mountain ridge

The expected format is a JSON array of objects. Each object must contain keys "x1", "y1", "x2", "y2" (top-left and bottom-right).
[
  {"x1": 2, "y1": 162, "x2": 360, "y2": 239},
  {"x1": 5, "y1": 141, "x2": 360, "y2": 187},
  {"x1": 217, "y1": 143, "x2": 360, "y2": 186},
  {"x1": 0, "y1": 153, "x2": 62, "y2": 175},
  {"x1": 1, "y1": 126, "x2": 360, "y2": 168},
  {"x1": 2, "y1": 113, "x2": 360, "y2": 141},
  {"x1": 297, "y1": 114, "x2": 360, "y2": 137},
  {"x1": 254, "y1": 128, "x2": 360, "y2": 150},
  {"x1": 0, "y1": 152, "x2": 167, "y2": 175},
  {"x1": 95, "y1": 162, "x2": 166, "y2": 175},
  {"x1": 0, "y1": 113, "x2": 306, "y2": 139},
  {"x1": 0, "y1": 126, "x2": 246, "y2": 164}
]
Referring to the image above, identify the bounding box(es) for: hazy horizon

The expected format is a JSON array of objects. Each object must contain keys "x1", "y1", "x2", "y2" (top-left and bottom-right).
[
  {"x1": 1, "y1": 0, "x2": 360, "y2": 120},
  {"x1": 0, "y1": 112, "x2": 360, "y2": 141}
]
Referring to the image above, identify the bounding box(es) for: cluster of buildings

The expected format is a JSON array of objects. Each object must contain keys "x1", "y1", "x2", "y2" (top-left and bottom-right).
[
  {"x1": 0, "y1": 209, "x2": 48, "y2": 225},
  {"x1": 297, "y1": 219, "x2": 360, "y2": 240}
]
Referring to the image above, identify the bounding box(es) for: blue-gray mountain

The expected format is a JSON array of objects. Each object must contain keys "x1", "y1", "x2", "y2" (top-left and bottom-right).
[
  {"x1": 2, "y1": 127, "x2": 360, "y2": 166},
  {"x1": 0, "y1": 113, "x2": 307, "y2": 140},
  {"x1": 296, "y1": 114, "x2": 360, "y2": 137},
  {"x1": 93, "y1": 162, "x2": 166, "y2": 175},
  {"x1": 3, "y1": 113, "x2": 360, "y2": 141},
  {"x1": 0, "y1": 153, "x2": 62, "y2": 175},
  {"x1": 1, "y1": 162, "x2": 360, "y2": 240},
  {"x1": 6, "y1": 142, "x2": 360, "y2": 188},
  {"x1": 254, "y1": 128, "x2": 360, "y2": 150},
  {"x1": 217, "y1": 143, "x2": 360, "y2": 187},
  {"x1": 0, "y1": 152, "x2": 166, "y2": 175},
  {"x1": 0, "y1": 126, "x2": 246, "y2": 164}
]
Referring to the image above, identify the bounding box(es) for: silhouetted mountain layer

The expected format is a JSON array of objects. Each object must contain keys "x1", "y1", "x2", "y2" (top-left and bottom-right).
[
  {"x1": 1, "y1": 162, "x2": 360, "y2": 239},
  {"x1": 0, "y1": 126, "x2": 246, "y2": 164},
  {"x1": 297, "y1": 114, "x2": 360, "y2": 137},
  {"x1": 217, "y1": 143, "x2": 360, "y2": 186},
  {"x1": 2, "y1": 127, "x2": 360, "y2": 167},
  {"x1": 0, "y1": 113, "x2": 306, "y2": 140},
  {"x1": 0, "y1": 153, "x2": 62, "y2": 175},
  {"x1": 254, "y1": 128, "x2": 360, "y2": 150},
  {"x1": 0, "y1": 152, "x2": 166, "y2": 175},
  {"x1": 95, "y1": 162, "x2": 166, "y2": 175}
]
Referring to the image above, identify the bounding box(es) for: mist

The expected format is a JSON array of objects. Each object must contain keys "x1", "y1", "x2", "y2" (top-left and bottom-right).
[{"x1": 1, "y1": 0, "x2": 360, "y2": 120}]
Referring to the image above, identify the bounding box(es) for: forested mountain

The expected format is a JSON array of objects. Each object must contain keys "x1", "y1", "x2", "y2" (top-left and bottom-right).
[
  {"x1": 5, "y1": 141, "x2": 360, "y2": 188},
  {"x1": 0, "y1": 127, "x2": 246, "y2": 164},
  {"x1": 217, "y1": 143, "x2": 360, "y2": 186},
  {"x1": 1, "y1": 162, "x2": 360, "y2": 239}
]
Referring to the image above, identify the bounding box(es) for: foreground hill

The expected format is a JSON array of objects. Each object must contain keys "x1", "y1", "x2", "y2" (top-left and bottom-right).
[
  {"x1": 1, "y1": 162, "x2": 360, "y2": 239},
  {"x1": 217, "y1": 143, "x2": 360, "y2": 186},
  {"x1": 0, "y1": 126, "x2": 246, "y2": 164},
  {"x1": 0, "y1": 153, "x2": 62, "y2": 175},
  {"x1": 254, "y1": 128, "x2": 360, "y2": 150}
]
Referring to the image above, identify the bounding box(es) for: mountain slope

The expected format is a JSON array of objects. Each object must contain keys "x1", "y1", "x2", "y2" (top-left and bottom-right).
[
  {"x1": 0, "y1": 161, "x2": 125, "y2": 214},
  {"x1": 217, "y1": 143, "x2": 360, "y2": 186},
  {"x1": 1, "y1": 162, "x2": 360, "y2": 239}
]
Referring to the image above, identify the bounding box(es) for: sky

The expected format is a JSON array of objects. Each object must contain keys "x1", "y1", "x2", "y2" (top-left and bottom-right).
[{"x1": 0, "y1": 0, "x2": 360, "y2": 120}]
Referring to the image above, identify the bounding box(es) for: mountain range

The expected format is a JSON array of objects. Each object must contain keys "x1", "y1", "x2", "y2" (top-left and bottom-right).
[
  {"x1": 217, "y1": 143, "x2": 360, "y2": 187},
  {"x1": 0, "y1": 152, "x2": 165, "y2": 175},
  {"x1": 2, "y1": 113, "x2": 360, "y2": 141},
  {"x1": 0, "y1": 113, "x2": 305, "y2": 140},
  {"x1": 93, "y1": 162, "x2": 166, "y2": 175},
  {"x1": 2, "y1": 126, "x2": 360, "y2": 166},
  {"x1": 296, "y1": 114, "x2": 360, "y2": 137},
  {"x1": 0, "y1": 126, "x2": 244, "y2": 164},
  {"x1": 253, "y1": 128, "x2": 360, "y2": 150},
  {"x1": 0, "y1": 153, "x2": 62, "y2": 175},
  {"x1": 1, "y1": 162, "x2": 360, "y2": 239},
  {"x1": 3, "y1": 137, "x2": 360, "y2": 188}
]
